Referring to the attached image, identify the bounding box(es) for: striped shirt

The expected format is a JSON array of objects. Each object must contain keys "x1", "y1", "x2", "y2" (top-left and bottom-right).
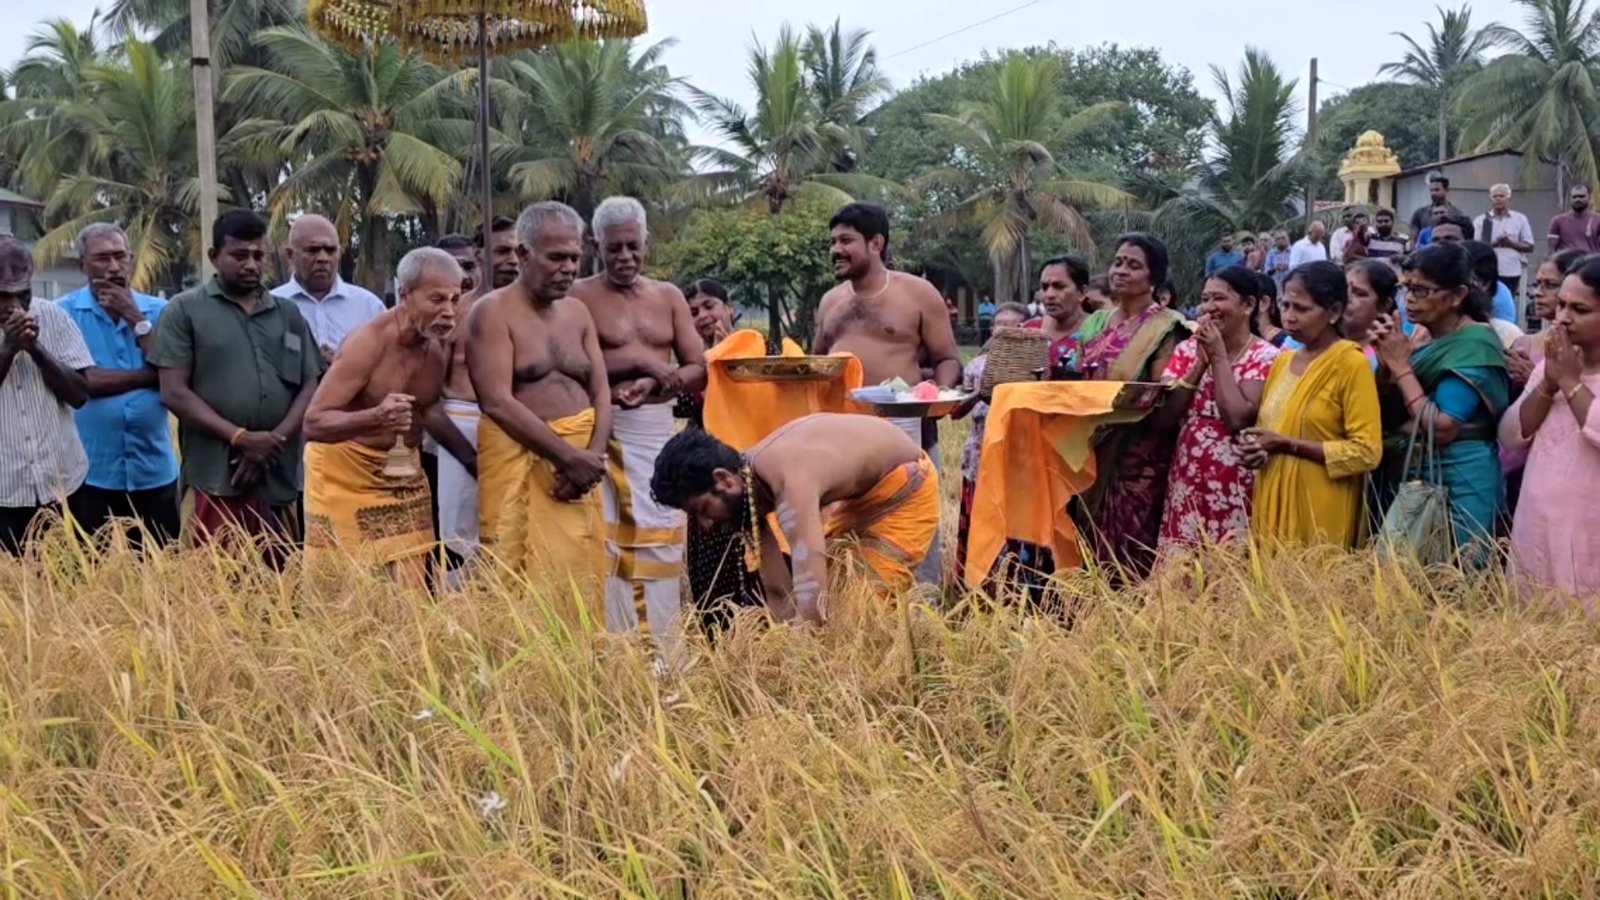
[{"x1": 0, "y1": 299, "x2": 94, "y2": 507}]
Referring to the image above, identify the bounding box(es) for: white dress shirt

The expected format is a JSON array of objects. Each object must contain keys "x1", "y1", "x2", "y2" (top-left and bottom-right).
[
  {"x1": 1476, "y1": 210, "x2": 1535, "y2": 278},
  {"x1": 1289, "y1": 237, "x2": 1329, "y2": 269},
  {"x1": 270, "y1": 276, "x2": 386, "y2": 352},
  {"x1": 0, "y1": 299, "x2": 94, "y2": 507}
]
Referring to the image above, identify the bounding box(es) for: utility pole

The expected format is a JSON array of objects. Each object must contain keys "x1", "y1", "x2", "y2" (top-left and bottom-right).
[
  {"x1": 1304, "y1": 57, "x2": 1318, "y2": 230},
  {"x1": 190, "y1": 0, "x2": 218, "y2": 277}
]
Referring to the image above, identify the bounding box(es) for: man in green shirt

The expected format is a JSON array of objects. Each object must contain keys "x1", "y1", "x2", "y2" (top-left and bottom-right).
[{"x1": 149, "y1": 210, "x2": 320, "y2": 565}]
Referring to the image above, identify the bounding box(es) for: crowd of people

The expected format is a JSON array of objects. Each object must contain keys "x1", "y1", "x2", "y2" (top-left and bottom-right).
[{"x1": 1, "y1": 185, "x2": 1596, "y2": 632}]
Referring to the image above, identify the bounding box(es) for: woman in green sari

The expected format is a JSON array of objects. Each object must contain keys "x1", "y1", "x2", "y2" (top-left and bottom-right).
[{"x1": 1370, "y1": 243, "x2": 1510, "y2": 566}]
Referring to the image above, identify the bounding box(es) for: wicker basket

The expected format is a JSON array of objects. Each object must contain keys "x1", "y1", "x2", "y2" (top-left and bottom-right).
[{"x1": 979, "y1": 326, "x2": 1052, "y2": 396}]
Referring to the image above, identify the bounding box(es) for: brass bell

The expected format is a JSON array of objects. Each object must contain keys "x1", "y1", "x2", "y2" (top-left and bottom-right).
[{"x1": 382, "y1": 434, "x2": 418, "y2": 479}]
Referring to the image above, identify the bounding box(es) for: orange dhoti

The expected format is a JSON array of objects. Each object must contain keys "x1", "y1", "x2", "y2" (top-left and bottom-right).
[
  {"x1": 303, "y1": 440, "x2": 436, "y2": 588},
  {"x1": 476, "y1": 409, "x2": 607, "y2": 628},
  {"x1": 825, "y1": 452, "x2": 941, "y2": 594}
]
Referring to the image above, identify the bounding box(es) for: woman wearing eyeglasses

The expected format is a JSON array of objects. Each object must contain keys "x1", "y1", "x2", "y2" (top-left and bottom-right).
[{"x1": 1369, "y1": 243, "x2": 1510, "y2": 566}]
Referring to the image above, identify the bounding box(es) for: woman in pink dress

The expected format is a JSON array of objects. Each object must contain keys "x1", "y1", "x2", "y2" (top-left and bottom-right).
[
  {"x1": 1153, "y1": 266, "x2": 1279, "y2": 549},
  {"x1": 1500, "y1": 256, "x2": 1600, "y2": 608}
]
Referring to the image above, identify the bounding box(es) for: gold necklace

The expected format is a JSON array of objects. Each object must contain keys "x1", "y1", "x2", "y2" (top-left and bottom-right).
[{"x1": 742, "y1": 458, "x2": 761, "y2": 575}]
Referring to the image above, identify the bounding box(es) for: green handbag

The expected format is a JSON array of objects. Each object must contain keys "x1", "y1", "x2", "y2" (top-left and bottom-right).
[{"x1": 1377, "y1": 403, "x2": 1455, "y2": 566}]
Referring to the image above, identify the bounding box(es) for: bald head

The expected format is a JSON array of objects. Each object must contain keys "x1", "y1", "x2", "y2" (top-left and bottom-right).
[{"x1": 286, "y1": 214, "x2": 341, "y2": 297}]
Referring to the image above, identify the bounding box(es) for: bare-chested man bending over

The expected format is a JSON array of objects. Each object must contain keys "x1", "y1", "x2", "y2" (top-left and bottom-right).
[
  {"x1": 427, "y1": 232, "x2": 487, "y2": 581},
  {"x1": 570, "y1": 196, "x2": 706, "y2": 635},
  {"x1": 468, "y1": 201, "x2": 613, "y2": 626},
  {"x1": 302, "y1": 247, "x2": 475, "y2": 587},
  {"x1": 812, "y1": 202, "x2": 961, "y2": 588},
  {"x1": 650, "y1": 414, "x2": 940, "y2": 625}
]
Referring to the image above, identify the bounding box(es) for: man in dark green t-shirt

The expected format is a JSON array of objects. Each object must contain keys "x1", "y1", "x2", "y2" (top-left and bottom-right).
[{"x1": 149, "y1": 210, "x2": 320, "y2": 562}]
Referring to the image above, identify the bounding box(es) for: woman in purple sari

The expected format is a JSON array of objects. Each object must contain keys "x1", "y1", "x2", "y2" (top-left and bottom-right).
[{"x1": 1070, "y1": 234, "x2": 1187, "y2": 578}]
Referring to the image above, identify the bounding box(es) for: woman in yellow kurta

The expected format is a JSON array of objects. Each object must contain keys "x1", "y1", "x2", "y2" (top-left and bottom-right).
[{"x1": 1239, "y1": 260, "x2": 1383, "y2": 548}]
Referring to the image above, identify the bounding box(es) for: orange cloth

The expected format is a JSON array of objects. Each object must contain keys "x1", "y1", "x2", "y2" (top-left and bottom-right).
[
  {"x1": 826, "y1": 452, "x2": 941, "y2": 593},
  {"x1": 965, "y1": 381, "x2": 1141, "y2": 590},
  {"x1": 702, "y1": 330, "x2": 865, "y2": 451}
]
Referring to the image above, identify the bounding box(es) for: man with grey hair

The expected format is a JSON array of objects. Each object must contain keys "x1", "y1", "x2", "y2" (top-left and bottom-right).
[
  {"x1": 57, "y1": 222, "x2": 180, "y2": 546},
  {"x1": 1476, "y1": 183, "x2": 1535, "y2": 303},
  {"x1": 0, "y1": 236, "x2": 93, "y2": 554},
  {"x1": 570, "y1": 195, "x2": 705, "y2": 636},
  {"x1": 301, "y1": 246, "x2": 475, "y2": 587},
  {"x1": 467, "y1": 201, "x2": 613, "y2": 623},
  {"x1": 271, "y1": 214, "x2": 387, "y2": 367}
]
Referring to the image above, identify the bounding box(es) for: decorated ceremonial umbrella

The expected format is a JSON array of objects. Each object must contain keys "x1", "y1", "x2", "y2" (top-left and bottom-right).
[{"x1": 306, "y1": 0, "x2": 649, "y2": 242}]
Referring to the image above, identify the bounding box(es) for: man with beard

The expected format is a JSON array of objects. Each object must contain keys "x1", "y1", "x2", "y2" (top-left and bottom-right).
[
  {"x1": 302, "y1": 247, "x2": 475, "y2": 588},
  {"x1": 425, "y1": 232, "x2": 486, "y2": 583},
  {"x1": 150, "y1": 211, "x2": 320, "y2": 565},
  {"x1": 272, "y1": 214, "x2": 386, "y2": 367},
  {"x1": 813, "y1": 202, "x2": 959, "y2": 589},
  {"x1": 479, "y1": 215, "x2": 521, "y2": 291},
  {"x1": 1548, "y1": 184, "x2": 1600, "y2": 254},
  {"x1": 1365, "y1": 208, "x2": 1408, "y2": 259},
  {"x1": 571, "y1": 196, "x2": 705, "y2": 636},
  {"x1": 650, "y1": 414, "x2": 939, "y2": 625},
  {"x1": 57, "y1": 223, "x2": 180, "y2": 547},
  {"x1": 469, "y1": 201, "x2": 613, "y2": 625}
]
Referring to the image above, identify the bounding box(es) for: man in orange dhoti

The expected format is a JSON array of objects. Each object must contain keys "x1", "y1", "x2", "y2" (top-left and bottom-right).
[
  {"x1": 650, "y1": 414, "x2": 938, "y2": 624},
  {"x1": 467, "y1": 201, "x2": 614, "y2": 626},
  {"x1": 302, "y1": 247, "x2": 475, "y2": 587}
]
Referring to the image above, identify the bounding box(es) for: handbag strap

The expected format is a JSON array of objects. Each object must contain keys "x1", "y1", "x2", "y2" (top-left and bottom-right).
[{"x1": 1400, "y1": 401, "x2": 1444, "y2": 484}]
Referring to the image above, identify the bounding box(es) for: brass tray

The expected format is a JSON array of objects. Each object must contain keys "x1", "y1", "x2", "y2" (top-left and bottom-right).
[
  {"x1": 857, "y1": 394, "x2": 974, "y2": 419},
  {"x1": 723, "y1": 356, "x2": 849, "y2": 383}
]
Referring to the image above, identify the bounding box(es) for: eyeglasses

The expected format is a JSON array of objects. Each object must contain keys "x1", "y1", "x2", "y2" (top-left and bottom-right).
[{"x1": 1402, "y1": 283, "x2": 1449, "y2": 300}]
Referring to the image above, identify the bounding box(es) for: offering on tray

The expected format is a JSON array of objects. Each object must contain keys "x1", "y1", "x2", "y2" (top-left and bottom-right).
[{"x1": 850, "y1": 378, "x2": 974, "y2": 419}]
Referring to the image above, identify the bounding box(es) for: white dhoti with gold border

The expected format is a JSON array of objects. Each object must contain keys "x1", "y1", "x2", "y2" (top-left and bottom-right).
[{"x1": 603, "y1": 403, "x2": 685, "y2": 638}]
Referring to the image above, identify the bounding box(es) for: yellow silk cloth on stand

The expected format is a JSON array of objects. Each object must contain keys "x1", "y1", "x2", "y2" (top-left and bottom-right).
[{"x1": 965, "y1": 381, "x2": 1151, "y2": 590}]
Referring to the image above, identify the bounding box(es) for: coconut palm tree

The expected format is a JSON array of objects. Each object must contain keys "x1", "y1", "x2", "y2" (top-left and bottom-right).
[
  {"x1": 24, "y1": 40, "x2": 209, "y2": 292},
  {"x1": 224, "y1": 26, "x2": 466, "y2": 289},
  {"x1": 497, "y1": 38, "x2": 692, "y2": 227},
  {"x1": 916, "y1": 51, "x2": 1130, "y2": 304},
  {"x1": 1147, "y1": 48, "x2": 1305, "y2": 298},
  {"x1": 802, "y1": 19, "x2": 890, "y2": 172},
  {"x1": 106, "y1": 0, "x2": 304, "y2": 70},
  {"x1": 1455, "y1": 0, "x2": 1600, "y2": 187},
  {"x1": 1377, "y1": 3, "x2": 1493, "y2": 162},
  {"x1": 692, "y1": 25, "x2": 897, "y2": 215},
  {"x1": 0, "y1": 17, "x2": 109, "y2": 199}
]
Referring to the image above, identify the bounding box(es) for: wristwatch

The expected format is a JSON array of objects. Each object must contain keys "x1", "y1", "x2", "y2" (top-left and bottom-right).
[{"x1": 132, "y1": 319, "x2": 153, "y2": 337}]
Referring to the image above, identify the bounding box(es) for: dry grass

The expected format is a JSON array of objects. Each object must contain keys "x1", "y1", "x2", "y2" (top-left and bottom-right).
[{"x1": 6, "y1": 512, "x2": 1600, "y2": 898}]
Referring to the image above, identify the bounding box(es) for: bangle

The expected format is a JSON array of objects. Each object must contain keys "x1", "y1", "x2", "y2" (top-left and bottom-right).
[
  {"x1": 1392, "y1": 367, "x2": 1414, "y2": 381},
  {"x1": 229, "y1": 427, "x2": 246, "y2": 446},
  {"x1": 1170, "y1": 377, "x2": 1196, "y2": 392},
  {"x1": 1538, "y1": 383, "x2": 1558, "y2": 400}
]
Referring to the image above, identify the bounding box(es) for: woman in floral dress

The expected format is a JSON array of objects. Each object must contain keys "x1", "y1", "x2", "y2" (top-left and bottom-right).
[{"x1": 1153, "y1": 266, "x2": 1279, "y2": 550}]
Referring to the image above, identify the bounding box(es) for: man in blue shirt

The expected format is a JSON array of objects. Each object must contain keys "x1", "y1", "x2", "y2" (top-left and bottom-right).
[
  {"x1": 58, "y1": 223, "x2": 180, "y2": 546},
  {"x1": 1205, "y1": 234, "x2": 1245, "y2": 276},
  {"x1": 1264, "y1": 230, "x2": 1294, "y2": 289}
]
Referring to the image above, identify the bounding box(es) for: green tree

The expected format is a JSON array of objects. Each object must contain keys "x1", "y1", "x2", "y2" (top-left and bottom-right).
[
  {"x1": 23, "y1": 40, "x2": 209, "y2": 292},
  {"x1": 692, "y1": 24, "x2": 896, "y2": 214},
  {"x1": 0, "y1": 17, "x2": 108, "y2": 200},
  {"x1": 1456, "y1": 0, "x2": 1600, "y2": 187},
  {"x1": 654, "y1": 196, "x2": 837, "y2": 341},
  {"x1": 107, "y1": 0, "x2": 304, "y2": 70},
  {"x1": 1377, "y1": 3, "x2": 1492, "y2": 162},
  {"x1": 498, "y1": 38, "x2": 692, "y2": 227},
  {"x1": 802, "y1": 19, "x2": 890, "y2": 171},
  {"x1": 918, "y1": 51, "x2": 1130, "y2": 305},
  {"x1": 225, "y1": 27, "x2": 465, "y2": 289},
  {"x1": 1148, "y1": 48, "x2": 1305, "y2": 299}
]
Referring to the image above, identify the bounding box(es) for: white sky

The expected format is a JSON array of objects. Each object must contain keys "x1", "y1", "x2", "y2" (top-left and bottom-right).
[{"x1": 3, "y1": 0, "x2": 1536, "y2": 148}]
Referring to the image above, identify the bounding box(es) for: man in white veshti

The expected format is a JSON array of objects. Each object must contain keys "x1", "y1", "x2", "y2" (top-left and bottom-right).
[{"x1": 569, "y1": 197, "x2": 706, "y2": 635}]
